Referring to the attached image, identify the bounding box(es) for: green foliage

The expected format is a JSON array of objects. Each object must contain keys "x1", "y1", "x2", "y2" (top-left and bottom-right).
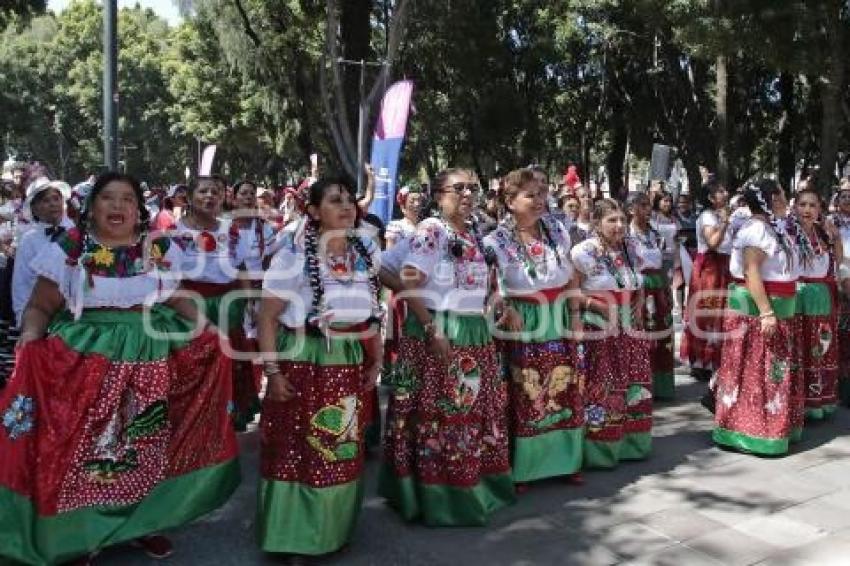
[{"x1": 0, "y1": 0, "x2": 847, "y2": 189}]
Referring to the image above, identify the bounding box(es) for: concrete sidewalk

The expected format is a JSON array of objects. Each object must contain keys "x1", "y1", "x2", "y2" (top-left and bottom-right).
[{"x1": 98, "y1": 372, "x2": 850, "y2": 566}]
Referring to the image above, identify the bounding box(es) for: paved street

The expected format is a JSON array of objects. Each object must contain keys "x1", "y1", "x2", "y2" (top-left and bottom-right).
[{"x1": 95, "y1": 365, "x2": 850, "y2": 566}]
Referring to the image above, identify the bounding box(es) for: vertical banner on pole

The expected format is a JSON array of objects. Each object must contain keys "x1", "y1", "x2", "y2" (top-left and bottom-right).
[{"x1": 369, "y1": 80, "x2": 414, "y2": 224}]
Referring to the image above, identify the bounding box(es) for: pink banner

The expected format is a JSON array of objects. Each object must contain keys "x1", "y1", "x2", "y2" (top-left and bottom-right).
[{"x1": 374, "y1": 80, "x2": 414, "y2": 141}]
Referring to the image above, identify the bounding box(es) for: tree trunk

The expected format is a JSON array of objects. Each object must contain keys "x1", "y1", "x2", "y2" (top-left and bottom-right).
[
  {"x1": 606, "y1": 119, "x2": 628, "y2": 201},
  {"x1": 777, "y1": 72, "x2": 795, "y2": 191},
  {"x1": 816, "y1": 0, "x2": 845, "y2": 194},
  {"x1": 714, "y1": 0, "x2": 729, "y2": 187},
  {"x1": 715, "y1": 53, "x2": 729, "y2": 186}
]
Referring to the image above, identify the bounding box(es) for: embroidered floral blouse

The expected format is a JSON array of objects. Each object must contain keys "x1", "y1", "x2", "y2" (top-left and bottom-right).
[
  {"x1": 483, "y1": 215, "x2": 574, "y2": 294},
  {"x1": 403, "y1": 217, "x2": 489, "y2": 314},
  {"x1": 263, "y1": 229, "x2": 381, "y2": 328},
  {"x1": 570, "y1": 236, "x2": 644, "y2": 292},
  {"x1": 628, "y1": 225, "x2": 664, "y2": 272},
  {"x1": 238, "y1": 218, "x2": 280, "y2": 277},
  {"x1": 386, "y1": 218, "x2": 417, "y2": 247},
  {"x1": 30, "y1": 228, "x2": 183, "y2": 319},
  {"x1": 173, "y1": 219, "x2": 249, "y2": 284}
]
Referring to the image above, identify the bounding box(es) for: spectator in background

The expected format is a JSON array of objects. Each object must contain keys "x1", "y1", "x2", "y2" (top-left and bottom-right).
[{"x1": 675, "y1": 193, "x2": 698, "y2": 258}]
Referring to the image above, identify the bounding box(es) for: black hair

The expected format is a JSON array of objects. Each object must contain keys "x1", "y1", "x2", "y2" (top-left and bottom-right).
[
  {"x1": 189, "y1": 175, "x2": 226, "y2": 196},
  {"x1": 558, "y1": 194, "x2": 580, "y2": 210},
  {"x1": 79, "y1": 171, "x2": 150, "y2": 233},
  {"x1": 700, "y1": 179, "x2": 726, "y2": 209},
  {"x1": 741, "y1": 178, "x2": 783, "y2": 217},
  {"x1": 302, "y1": 175, "x2": 381, "y2": 326},
  {"x1": 233, "y1": 180, "x2": 258, "y2": 195},
  {"x1": 362, "y1": 212, "x2": 386, "y2": 248},
  {"x1": 652, "y1": 190, "x2": 673, "y2": 212}
]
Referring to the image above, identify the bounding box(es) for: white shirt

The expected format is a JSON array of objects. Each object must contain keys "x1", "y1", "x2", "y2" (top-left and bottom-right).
[
  {"x1": 381, "y1": 235, "x2": 411, "y2": 275},
  {"x1": 628, "y1": 225, "x2": 664, "y2": 271},
  {"x1": 174, "y1": 219, "x2": 249, "y2": 283},
  {"x1": 729, "y1": 218, "x2": 797, "y2": 282},
  {"x1": 570, "y1": 237, "x2": 644, "y2": 292},
  {"x1": 239, "y1": 218, "x2": 280, "y2": 277},
  {"x1": 403, "y1": 217, "x2": 489, "y2": 314},
  {"x1": 264, "y1": 230, "x2": 380, "y2": 328},
  {"x1": 650, "y1": 214, "x2": 679, "y2": 261},
  {"x1": 11, "y1": 217, "x2": 75, "y2": 323},
  {"x1": 696, "y1": 210, "x2": 733, "y2": 254},
  {"x1": 386, "y1": 218, "x2": 417, "y2": 247},
  {"x1": 483, "y1": 216, "x2": 574, "y2": 294},
  {"x1": 830, "y1": 212, "x2": 850, "y2": 279},
  {"x1": 30, "y1": 229, "x2": 184, "y2": 319}
]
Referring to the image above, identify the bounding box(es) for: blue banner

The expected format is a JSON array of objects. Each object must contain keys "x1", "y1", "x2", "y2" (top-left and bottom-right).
[{"x1": 368, "y1": 80, "x2": 413, "y2": 225}]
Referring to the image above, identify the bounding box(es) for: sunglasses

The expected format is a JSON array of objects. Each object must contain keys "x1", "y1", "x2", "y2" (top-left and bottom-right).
[{"x1": 441, "y1": 182, "x2": 480, "y2": 196}]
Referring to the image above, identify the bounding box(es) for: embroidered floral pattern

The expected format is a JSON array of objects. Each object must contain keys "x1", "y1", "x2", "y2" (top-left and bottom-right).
[
  {"x1": 57, "y1": 228, "x2": 173, "y2": 279},
  {"x1": 437, "y1": 355, "x2": 481, "y2": 414},
  {"x1": 306, "y1": 396, "x2": 360, "y2": 462},
  {"x1": 3, "y1": 395, "x2": 35, "y2": 440},
  {"x1": 585, "y1": 403, "x2": 606, "y2": 428}
]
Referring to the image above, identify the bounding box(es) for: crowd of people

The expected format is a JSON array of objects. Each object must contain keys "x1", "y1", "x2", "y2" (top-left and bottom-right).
[{"x1": 0, "y1": 158, "x2": 849, "y2": 565}]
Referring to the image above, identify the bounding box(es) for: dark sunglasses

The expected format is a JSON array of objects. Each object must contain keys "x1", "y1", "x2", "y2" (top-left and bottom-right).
[{"x1": 441, "y1": 182, "x2": 480, "y2": 195}]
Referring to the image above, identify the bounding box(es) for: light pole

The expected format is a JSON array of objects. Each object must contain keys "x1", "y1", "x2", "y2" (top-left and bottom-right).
[
  {"x1": 336, "y1": 58, "x2": 387, "y2": 194},
  {"x1": 103, "y1": 0, "x2": 118, "y2": 171}
]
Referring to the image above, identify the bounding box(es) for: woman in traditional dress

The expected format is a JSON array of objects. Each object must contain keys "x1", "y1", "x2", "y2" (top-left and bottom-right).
[
  {"x1": 11, "y1": 177, "x2": 74, "y2": 325},
  {"x1": 255, "y1": 176, "x2": 383, "y2": 557},
  {"x1": 483, "y1": 168, "x2": 584, "y2": 492},
  {"x1": 570, "y1": 199, "x2": 652, "y2": 468},
  {"x1": 830, "y1": 181, "x2": 850, "y2": 404},
  {"x1": 629, "y1": 193, "x2": 675, "y2": 401},
  {"x1": 713, "y1": 179, "x2": 803, "y2": 455},
  {"x1": 790, "y1": 189, "x2": 842, "y2": 420},
  {"x1": 0, "y1": 172, "x2": 238, "y2": 565},
  {"x1": 173, "y1": 176, "x2": 254, "y2": 430},
  {"x1": 230, "y1": 180, "x2": 281, "y2": 430},
  {"x1": 681, "y1": 180, "x2": 733, "y2": 381},
  {"x1": 385, "y1": 185, "x2": 423, "y2": 249},
  {"x1": 380, "y1": 184, "x2": 424, "y2": 447},
  {"x1": 381, "y1": 168, "x2": 514, "y2": 526}
]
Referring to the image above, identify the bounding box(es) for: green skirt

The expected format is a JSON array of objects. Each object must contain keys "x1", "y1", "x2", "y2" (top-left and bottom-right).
[
  {"x1": 0, "y1": 306, "x2": 240, "y2": 565},
  {"x1": 381, "y1": 312, "x2": 515, "y2": 526},
  {"x1": 257, "y1": 328, "x2": 367, "y2": 555},
  {"x1": 501, "y1": 298, "x2": 584, "y2": 482}
]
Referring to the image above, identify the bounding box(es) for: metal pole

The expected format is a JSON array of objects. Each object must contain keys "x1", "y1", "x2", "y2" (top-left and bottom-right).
[
  {"x1": 356, "y1": 59, "x2": 366, "y2": 195},
  {"x1": 103, "y1": 0, "x2": 118, "y2": 171}
]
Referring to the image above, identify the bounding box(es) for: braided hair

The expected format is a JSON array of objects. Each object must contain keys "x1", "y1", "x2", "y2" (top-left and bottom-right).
[
  {"x1": 790, "y1": 188, "x2": 830, "y2": 271},
  {"x1": 742, "y1": 178, "x2": 793, "y2": 272},
  {"x1": 302, "y1": 176, "x2": 382, "y2": 325}
]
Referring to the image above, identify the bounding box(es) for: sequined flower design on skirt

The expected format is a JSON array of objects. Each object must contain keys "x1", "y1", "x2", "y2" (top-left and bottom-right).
[
  {"x1": 3, "y1": 394, "x2": 35, "y2": 440},
  {"x1": 585, "y1": 404, "x2": 606, "y2": 429}
]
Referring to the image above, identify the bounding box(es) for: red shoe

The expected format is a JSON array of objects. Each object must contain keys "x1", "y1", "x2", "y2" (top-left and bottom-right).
[
  {"x1": 515, "y1": 482, "x2": 529, "y2": 494},
  {"x1": 566, "y1": 472, "x2": 585, "y2": 486},
  {"x1": 132, "y1": 535, "x2": 174, "y2": 559}
]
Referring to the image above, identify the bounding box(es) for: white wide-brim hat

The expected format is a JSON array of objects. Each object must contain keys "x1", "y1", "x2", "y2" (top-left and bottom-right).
[{"x1": 24, "y1": 177, "x2": 71, "y2": 221}]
